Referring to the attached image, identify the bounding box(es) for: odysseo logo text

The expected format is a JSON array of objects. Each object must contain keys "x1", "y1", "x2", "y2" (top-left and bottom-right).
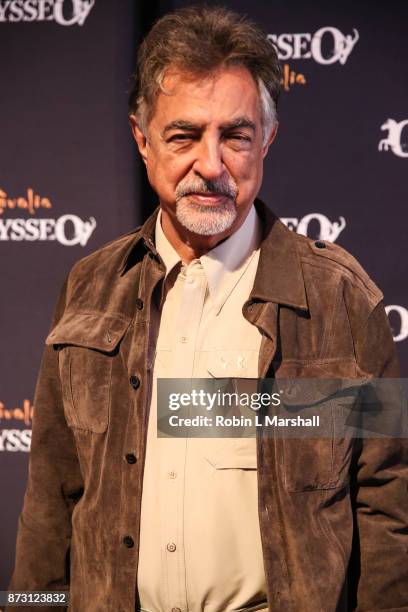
[
  {"x1": 0, "y1": 187, "x2": 97, "y2": 246},
  {"x1": 267, "y1": 26, "x2": 359, "y2": 91},
  {"x1": 0, "y1": 0, "x2": 95, "y2": 26}
]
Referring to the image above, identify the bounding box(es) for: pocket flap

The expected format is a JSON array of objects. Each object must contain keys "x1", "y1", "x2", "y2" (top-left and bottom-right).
[
  {"x1": 204, "y1": 439, "x2": 257, "y2": 469},
  {"x1": 45, "y1": 311, "x2": 131, "y2": 352},
  {"x1": 207, "y1": 350, "x2": 259, "y2": 378},
  {"x1": 275, "y1": 359, "x2": 372, "y2": 407}
]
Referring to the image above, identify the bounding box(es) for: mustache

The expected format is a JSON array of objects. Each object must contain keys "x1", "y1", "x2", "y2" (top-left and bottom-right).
[{"x1": 175, "y1": 177, "x2": 238, "y2": 201}]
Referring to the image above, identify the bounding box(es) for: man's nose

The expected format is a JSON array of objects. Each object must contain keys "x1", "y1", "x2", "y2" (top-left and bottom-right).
[{"x1": 192, "y1": 137, "x2": 224, "y2": 181}]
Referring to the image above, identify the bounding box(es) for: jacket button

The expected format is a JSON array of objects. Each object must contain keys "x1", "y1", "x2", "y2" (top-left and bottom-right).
[
  {"x1": 314, "y1": 240, "x2": 326, "y2": 249},
  {"x1": 166, "y1": 542, "x2": 176, "y2": 552},
  {"x1": 129, "y1": 375, "x2": 140, "y2": 389},
  {"x1": 126, "y1": 453, "x2": 137, "y2": 464},
  {"x1": 135, "y1": 298, "x2": 144, "y2": 310},
  {"x1": 123, "y1": 535, "x2": 134, "y2": 548}
]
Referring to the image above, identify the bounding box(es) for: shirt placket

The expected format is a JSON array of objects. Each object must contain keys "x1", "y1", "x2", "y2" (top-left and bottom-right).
[{"x1": 162, "y1": 261, "x2": 208, "y2": 612}]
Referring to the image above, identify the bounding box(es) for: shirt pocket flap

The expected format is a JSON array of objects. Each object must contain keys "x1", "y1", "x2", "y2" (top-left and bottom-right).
[
  {"x1": 204, "y1": 439, "x2": 257, "y2": 470},
  {"x1": 46, "y1": 311, "x2": 131, "y2": 352},
  {"x1": 206, "y1": 350, "x2": 259, "y2": 378}
]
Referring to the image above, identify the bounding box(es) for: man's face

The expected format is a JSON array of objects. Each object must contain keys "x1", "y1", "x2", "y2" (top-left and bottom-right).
[{"x1": 131, "y1": 65, "x2": 276, "y2": 241}]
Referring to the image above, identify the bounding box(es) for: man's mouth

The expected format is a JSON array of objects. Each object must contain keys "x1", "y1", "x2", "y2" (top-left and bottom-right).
[{"x1": 185, "y1": 192, "x2": 230, "y2": 204}]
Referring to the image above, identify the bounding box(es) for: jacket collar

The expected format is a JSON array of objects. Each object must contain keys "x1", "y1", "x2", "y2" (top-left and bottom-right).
[
  {"x1": 249, "y1": 199, "x2": 308, "y2": 311},
  {"x1": 119, "y1": 198, "x2": 308, "y2": 312},
  {"x1": 119, "y1": 207, "x2": 161, "y2": 274}
]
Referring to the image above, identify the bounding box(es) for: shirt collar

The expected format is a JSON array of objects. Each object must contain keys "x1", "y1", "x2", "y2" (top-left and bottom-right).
[
  {"x1": 155, "y1": 209, "x2": 182, "y2": 279},
  {"x1": 200, "y1": 205, "x2": 261, "y2": 314},
  {"x1": 119, "y1": 198, "x2": 308, "y2": 312},
  {"x1": 154, "y1": 205, "x2": 261, "y2": 315}
]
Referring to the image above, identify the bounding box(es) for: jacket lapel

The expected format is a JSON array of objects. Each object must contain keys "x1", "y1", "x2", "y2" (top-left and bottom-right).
[{"x1": 243, "y1": 199, "x2": 309, "y2": 377}]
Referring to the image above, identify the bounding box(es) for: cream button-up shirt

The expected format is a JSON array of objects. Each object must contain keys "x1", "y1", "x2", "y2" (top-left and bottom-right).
[{"x1": 137, "y1": 205, "x2": 268, "y2": 612}]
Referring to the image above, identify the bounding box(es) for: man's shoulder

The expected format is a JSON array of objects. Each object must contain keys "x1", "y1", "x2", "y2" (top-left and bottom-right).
[{"x1": 291, "y1": 228, "x2": 383, "y2": 307}]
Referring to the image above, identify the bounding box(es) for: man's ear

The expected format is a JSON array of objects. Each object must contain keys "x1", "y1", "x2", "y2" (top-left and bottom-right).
[
  {"x1": 129, "y1": 114, "x2": 148, "y2": 165},
  {"x1": 262, "y1": 122, "x2": 279, "y2": 159}
]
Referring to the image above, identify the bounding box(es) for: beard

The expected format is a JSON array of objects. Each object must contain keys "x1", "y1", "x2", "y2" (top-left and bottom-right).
[{"x1": 174, "y1": 175, "x2": 238, "y2": 236}]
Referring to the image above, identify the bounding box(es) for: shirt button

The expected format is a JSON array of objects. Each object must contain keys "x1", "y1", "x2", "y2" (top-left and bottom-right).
[
  {"x1": 129, "y1": 375, "x2": 140, "y2": 389},
  {"x1": 123, "y1": 535, "x2": 134, "y2": 548},
  {"x1": 180, "y1": 337, "x2": 188, "y2": 343},
  {"x1": 168, "y1": 470, "x2": 177, "y2": 479},
  {"x1": 166, "y1": 542, "x2": 176, "y2": 552},
  {"x1": 126, "y1": 453, "x2": 137, "y2": 464},
  {"x1": 315, "y1": 240, "x2": 326, "y2": 249},
  {"x1": 135, "y1": 298, "x2": 144, "y2": 310}
]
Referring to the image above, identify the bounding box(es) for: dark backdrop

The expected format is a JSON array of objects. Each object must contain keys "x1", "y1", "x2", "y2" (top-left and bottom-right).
[{"x1": 1, "y1": 0, "x2": 407, "y2": 589}]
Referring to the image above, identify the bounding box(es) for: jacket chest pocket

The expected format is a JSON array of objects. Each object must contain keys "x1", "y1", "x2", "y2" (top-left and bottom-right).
[
  {"x1": 275, "y1": 364, "x2": 369, "y2": 492},
  {"x1": 46, "y1": 312, "x2": 131, "y2": 433},
  {"x1": 282, "y1": 435, "x2": 351, "y2": 492}
]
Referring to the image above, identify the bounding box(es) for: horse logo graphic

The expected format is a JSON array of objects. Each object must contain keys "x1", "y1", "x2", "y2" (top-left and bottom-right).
[
  {"x1": 281, "y1": 214, "x2": 346, "y2": 243},
  {"x1": 54, "y1": 0, "x2": 95, "y2": 26},
  {"x1": 336, "y1": 29, "x2": 360, "y2": 64},
  {"x1": 378, "y1": 118, "x2": 408, "y2": 158},
  {"x1": 54, "y1": 215, "x2": 97, "y2": 246},
  {"x1": 310, "y1": 27, "x2": 359, "y2": 65}
]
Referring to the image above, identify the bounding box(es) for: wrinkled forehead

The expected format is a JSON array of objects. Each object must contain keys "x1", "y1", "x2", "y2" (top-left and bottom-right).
[{"x1": 151, "y1": 64, "x2": 263, "y2": 129}]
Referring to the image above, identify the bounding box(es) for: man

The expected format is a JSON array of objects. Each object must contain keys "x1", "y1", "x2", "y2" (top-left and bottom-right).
[{"x1": 7, "y1": 6, "x2": 408, "y2": 612}]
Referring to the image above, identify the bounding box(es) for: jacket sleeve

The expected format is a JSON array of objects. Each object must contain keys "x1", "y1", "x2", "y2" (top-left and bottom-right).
[
  {"x1": 6, "y1": 279, "x2": 84, "y2": 612},
  {"x1": 351, "y1": 302, "x2": 408, "y2": 611}
]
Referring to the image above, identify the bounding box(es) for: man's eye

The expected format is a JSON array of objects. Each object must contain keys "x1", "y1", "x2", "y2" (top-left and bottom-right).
[
  {"x1": 168, "y1": 134, "x2": 195, "y2": 142},
  {"x1": 227, "y1": 134, "x2": 251, "y2": 142}
]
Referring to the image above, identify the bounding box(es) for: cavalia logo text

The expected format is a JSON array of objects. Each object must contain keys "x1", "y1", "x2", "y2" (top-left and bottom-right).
[
  {"x1": 280, "y1": 213, "x2": 346, "y2": 243},
  {"x1": 0, "y1": 187, "x2": 96, "y2": 246},
  {"x1": 378, "y1": 118, "x2": 408, "y2": 158},
  {"x1": 0, "y1": 399, "x2": 33, "y2": 426},
  {"x1": 267, "y1": 27, "x2": 359, "y2": 91},
  {"x1": 0, "y1": 0, "x2": 95, "y2": 26}
]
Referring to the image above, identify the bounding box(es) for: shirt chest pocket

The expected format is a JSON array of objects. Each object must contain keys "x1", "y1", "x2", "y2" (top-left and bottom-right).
[
  {"x1": 204, "y1": 350, "x2": 260, "y2": 470},
  {"x1": 206, "y1": 348, "x2": 259, "y2": 379},
  {"x1": 46, "y1": 312, "x2": 131, "y2": 433}
]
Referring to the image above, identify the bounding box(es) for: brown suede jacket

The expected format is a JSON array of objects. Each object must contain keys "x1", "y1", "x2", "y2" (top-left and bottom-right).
[{"x1": 7, "y1": 199, "x2": 408, "y2": 612}]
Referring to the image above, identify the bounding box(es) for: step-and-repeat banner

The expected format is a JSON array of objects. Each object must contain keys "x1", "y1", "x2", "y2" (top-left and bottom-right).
[
  {"x1": 1, "y1": 0, "x2": 407, "y2": 590},
  {"x1": 0, "y1": 0, "x2": 140, "y2": 587}
]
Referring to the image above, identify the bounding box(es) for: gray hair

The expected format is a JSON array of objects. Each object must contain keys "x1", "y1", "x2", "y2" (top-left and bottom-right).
[
  {"x1": 258, "y1": 77, "x2": 278, "y2": 145},
  {"x1": 129, "y1": 6, "x2": 282, "y2": 144}
]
